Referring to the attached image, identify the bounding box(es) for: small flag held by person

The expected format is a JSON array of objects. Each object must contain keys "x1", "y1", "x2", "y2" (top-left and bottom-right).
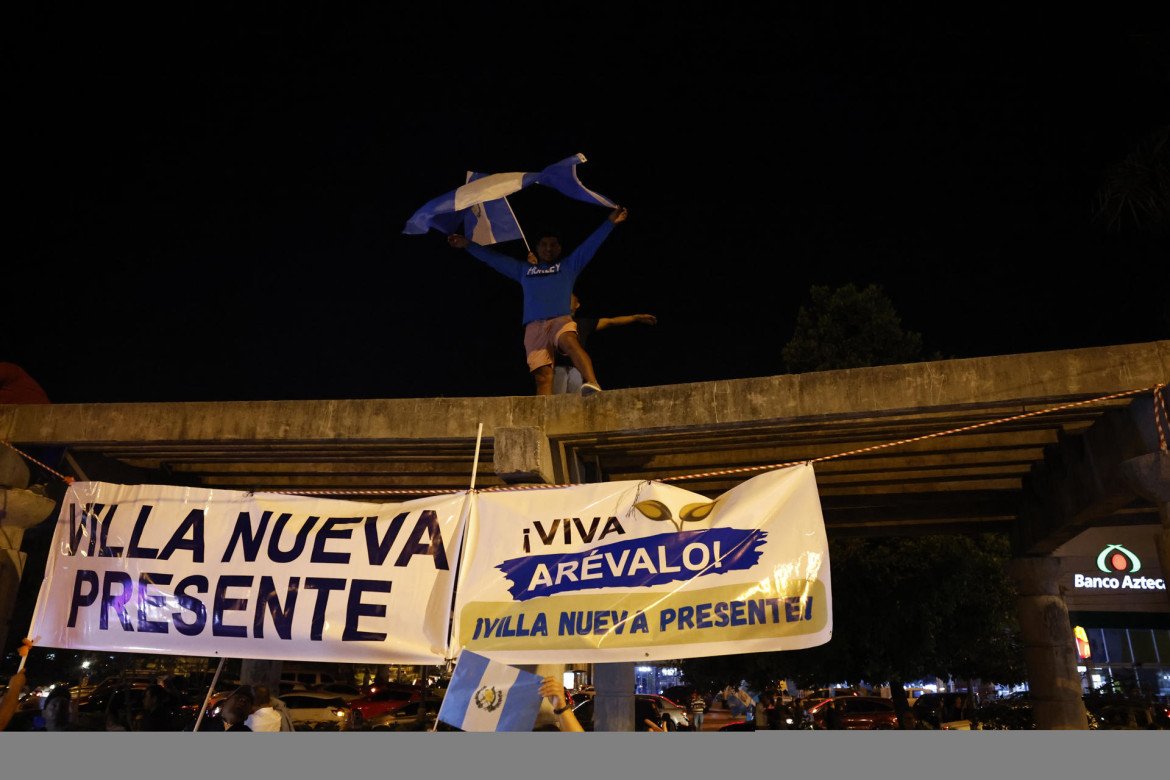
[{"x1": 437, "y1": 649, "x2": 544, "y2": 732}]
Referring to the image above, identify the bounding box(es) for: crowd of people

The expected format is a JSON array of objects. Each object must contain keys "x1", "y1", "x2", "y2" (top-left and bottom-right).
[{"x1": 0, "y1": 674, "x2": 298, "y2": 732}]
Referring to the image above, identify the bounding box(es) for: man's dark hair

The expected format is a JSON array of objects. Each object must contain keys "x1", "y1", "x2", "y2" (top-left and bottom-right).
[
  {"x1": 228, "y1": 682, "x2": 253, "y2": 706},
  {"x1": 532, "y1": 226, "x2": 562, "y2": 245}
]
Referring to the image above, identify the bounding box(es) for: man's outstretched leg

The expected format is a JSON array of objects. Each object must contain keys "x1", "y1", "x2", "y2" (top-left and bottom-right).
[{"x1": 558, "y1": 331, "x2": 601, "y2": 395}]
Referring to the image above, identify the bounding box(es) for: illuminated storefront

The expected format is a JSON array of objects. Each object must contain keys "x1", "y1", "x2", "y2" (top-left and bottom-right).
[
  {"x1": 1056, "y1": 526, "x2": 1170, "y2": 699},
  {"x1": 634, "y1": 665, "x2": 682, "y2": 695}
]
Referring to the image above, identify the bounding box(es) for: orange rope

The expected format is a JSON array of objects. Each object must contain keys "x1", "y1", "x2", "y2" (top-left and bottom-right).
[
  {"x1": 661, "y1": 385, "x2": 1163, "y2": 482},
  {"x1": 2, "y1": 384, "x2": 1163, "y2": 496},
  {"x1": 0, "y1": 439, "x2": 74, "y2": 485}
]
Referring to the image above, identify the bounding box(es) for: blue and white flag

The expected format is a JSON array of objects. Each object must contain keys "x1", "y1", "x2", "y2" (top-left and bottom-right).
[
  {"x1": 530, "y1": 154, "x2": 617, "y2": 209},
  {"x1": 463, "y1": 172, "x2": 525, "y2": 245},
  {"x1": 403, "y1": 153, "x2": 616, "y2": 243},
  {"x1": 437, "y1": 649, "x2": 544, "y2": 732}
]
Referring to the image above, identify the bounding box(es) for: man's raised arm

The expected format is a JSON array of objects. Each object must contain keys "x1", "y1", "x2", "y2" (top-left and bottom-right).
[
  {"x1": 448, "y1": 234, "x2": 528, "y2": 281},
  {"x1": 563, "y1": 206, "x2": 628, "y2": 274}
]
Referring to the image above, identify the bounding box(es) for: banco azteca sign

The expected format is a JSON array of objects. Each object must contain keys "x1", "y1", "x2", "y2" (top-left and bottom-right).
[{"x1": 1073, "y1": 544, "x2": 1166, "y2": 591}]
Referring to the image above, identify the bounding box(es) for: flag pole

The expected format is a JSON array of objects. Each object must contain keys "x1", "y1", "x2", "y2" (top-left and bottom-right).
[
  {"x1": 502, "y1": 196, "x2": 530, "y2": 253},
  {"x1": 429, "y1": 422, "x2": 484, "y2": 732},
  {"x1": 469, "y1": 422, "x2": 484, "y2": 491},
  {"x1": 193, "y1": 657, "x2": 226, "y2": 732}
]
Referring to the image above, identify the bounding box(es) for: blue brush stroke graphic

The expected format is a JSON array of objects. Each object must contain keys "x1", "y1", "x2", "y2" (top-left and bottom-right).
[{"x1": 496, "y1": 528, "x2": 766, "y2": 602}]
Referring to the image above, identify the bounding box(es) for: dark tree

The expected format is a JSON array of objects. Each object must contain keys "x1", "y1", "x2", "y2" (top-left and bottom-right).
[
  {"x1": 781, "y1": 284, "x2": 924, "y2": 373},
  {"x1": 682, "y1": 284, "x2": 1025, "y2": 718},
  {"x1": 1094, "y1": 124, "x2": 1170, "y2": 234},
  {"x1": 679, "y1": 534, "x2": 1026, "y2": 705}
]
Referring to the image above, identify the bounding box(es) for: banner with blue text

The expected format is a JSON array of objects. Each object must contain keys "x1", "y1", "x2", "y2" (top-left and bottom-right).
[
  {"x1": 29, "y1": 482, "x2": 468, "y2": 664},
  {"x1": 451, "y1": 464, "x2": 832, "y2": 663}
]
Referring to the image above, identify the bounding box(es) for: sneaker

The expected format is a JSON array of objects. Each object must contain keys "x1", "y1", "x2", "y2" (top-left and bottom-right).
[{"x1": 580, "y1": 382, "x2": 602, "y2": 397}]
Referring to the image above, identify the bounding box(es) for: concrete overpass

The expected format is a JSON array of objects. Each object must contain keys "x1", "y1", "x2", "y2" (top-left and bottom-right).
[{"x1": 2, "y1": 340, "x2": 1168, "y2": 728}]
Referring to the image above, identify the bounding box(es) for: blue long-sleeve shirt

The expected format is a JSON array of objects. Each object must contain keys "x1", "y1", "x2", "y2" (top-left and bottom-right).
[{"x1": 465, "y1": 219, "x2": 616, "y2": 324}]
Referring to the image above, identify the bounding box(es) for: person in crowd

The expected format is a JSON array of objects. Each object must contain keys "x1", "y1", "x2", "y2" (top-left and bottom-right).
[
  {"x1": 897, "y1": 708, "x2": 919, "y2": 730},
  {"x1": 769, "y1": 695, "x2": 792, "y2": 730},
  {"x1": 448, "y1": 206, "x2": 628, "y2": 396},
  {"x1": 37, "y1": 686, "x2": 80, "y2": 731},
  {"x1": 635, "y1": 696, "x2": 668, "y2": 732},
  {"x1": 941, "y1": 693, "x2": 968, "y2": 723},
  {"x1": 220, "y1": 686, "x2": 254, "y2": 731},
  {"x1": 539, "y1": 676, "x2": 584, "y2": 732},
  {"x1": 552, "y1": 293, "x2": 657, "y2": 394},
  {"x1": 138, "y1": 683, "x2": 181, "y2": 731},
  {"x1": 754, "y1": 690, "x2": 773, "y2": 731},
  {"x1": 0, "y1": 669, "x2": 27, "y2": 731},
  {"x1": 245, "y1": 684, "x2": 293, "y2": 731},
  {"x1": 688, "y1": 690, "x2": 707, "y2": 732}
]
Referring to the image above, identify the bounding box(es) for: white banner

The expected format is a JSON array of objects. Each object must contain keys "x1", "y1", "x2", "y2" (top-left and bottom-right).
[
  {"x1": 29, "y1": 482, "x2": 468, "y2": 664},
  {"x1": 451, "y1": 464, "x2": 831, "y2": 663}
]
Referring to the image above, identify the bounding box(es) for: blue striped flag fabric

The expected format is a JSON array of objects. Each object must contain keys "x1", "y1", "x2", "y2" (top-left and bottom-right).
[
  {"x1": 437, "y1": 649, "x2": 544, "y2": 732},
  {"x1": 403, "y1": 154, "x2": 615, "y2": 242}
]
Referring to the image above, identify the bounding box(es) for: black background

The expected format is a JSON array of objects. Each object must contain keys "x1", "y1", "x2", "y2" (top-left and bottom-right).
[{"x1": 7, "y1": 7, "x2": 1168, "y2": 402}]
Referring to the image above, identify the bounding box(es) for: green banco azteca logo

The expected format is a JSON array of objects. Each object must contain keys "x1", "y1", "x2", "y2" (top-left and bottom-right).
[
  {"x1": 1075, "y1": 544, "x2": 1164, "y2": 591},
  {"x1": 1096, "y1": 544, "x2": 1141, "y2": 574}
]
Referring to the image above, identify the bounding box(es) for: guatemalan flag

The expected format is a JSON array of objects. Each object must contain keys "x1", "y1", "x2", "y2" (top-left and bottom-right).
[
  {"x1": 437, "y1": 649, "x2": 544, "y2": 732},
  {"x1": 403, "y1": 153, "x2": 617, "y2": 244}
]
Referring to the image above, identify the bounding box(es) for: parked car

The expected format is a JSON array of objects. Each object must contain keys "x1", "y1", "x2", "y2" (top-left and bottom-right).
[
  {"x1": 807, "y1": 696, "x2": 898, "y2": 729},
  {"x1": 1091, "y1": 703, "x2": 1165, "y2": 730},
  {"x1": 801, "y1": 687, "x2": 858, "y2": 714},
  {"x1": 279, "y1": 691, "x2": 353, "y2": 731},
  {"x1": 74, "y1": 681, "x2": 197, "y2": 731},
  {"x1": 364, "y1": 699, "x2": 441, "y2": 731},
  {"x1": 1083, "y1": 694, "x2": 1169, "y2": 730},
  {"x1": 911, "y1": 693, "x2": 976, "y2": 730},
  {"x1": 975, "y1": 693, "x2": 1095, "y2": 730},
  {"x1": 278, "y1": 681, "x2": 308, "y2": 696},
  {"x1": 310, "y1": 683, "x2": 364, "y2": 701},
  {"x1": 347, "y1": 684, "x2": 423, "y2": 727},
  {"x1": 975, "y1": 697, "x2": 1036, "y2": 730},
  {"x1": 280, "y1": 669, "x2": 337, "y2": 689},
  {"x1": 76, "y1": 682, "x2": 150, "y2": 731},
  {"x1": 718, "y1": 719, "x2": 755, "y2": 731},
  {"x1": 904, "y1": 687, "x2": 931, "y2": 706},
  {"x1": 639, "y1": 695, "x2": 691, "y2": 730}
]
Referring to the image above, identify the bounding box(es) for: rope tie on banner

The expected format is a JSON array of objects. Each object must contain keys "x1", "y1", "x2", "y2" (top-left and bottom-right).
[
  {"x1": 1, "y1": 385, "x2": 1165, "y2": 496},
  {"x1": 0, "y1": 439, "x2": 74, "y2": 485},
  {"x1": 17, "y1": 636, "x2": 38, "y2": 674}
]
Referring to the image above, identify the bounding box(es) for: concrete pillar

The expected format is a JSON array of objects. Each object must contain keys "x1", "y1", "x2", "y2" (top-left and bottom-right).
[
  {"x1": 1, "y1": 447, "x2": 58, "y2": 652},
  {"x1": 1118, "y1": 451, "x2": 1170, "y2": 609},
  {"x1": 593, "y1": 662, "x2": 636, "y2": 731},
  {"x1": 495, "y1": 428, "x2": 569, "y2": 727},
  {"x1": 240, "y1": 659, "x2": 282, "y2": 696},
  {"x1": 1, "y1": 446, "x2": 31, "y2": 489},
  {"x1": 492, "y1": 427, "x2": 555, "y2": 485},
  {"x1": 1007, "y1": 557, "x2": 1088, "y2": 729}
]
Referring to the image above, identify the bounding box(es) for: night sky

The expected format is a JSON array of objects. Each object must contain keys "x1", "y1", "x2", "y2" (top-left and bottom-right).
[{"x1": 7, "y1": 9, "x2": 1168, "y2": 404}]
